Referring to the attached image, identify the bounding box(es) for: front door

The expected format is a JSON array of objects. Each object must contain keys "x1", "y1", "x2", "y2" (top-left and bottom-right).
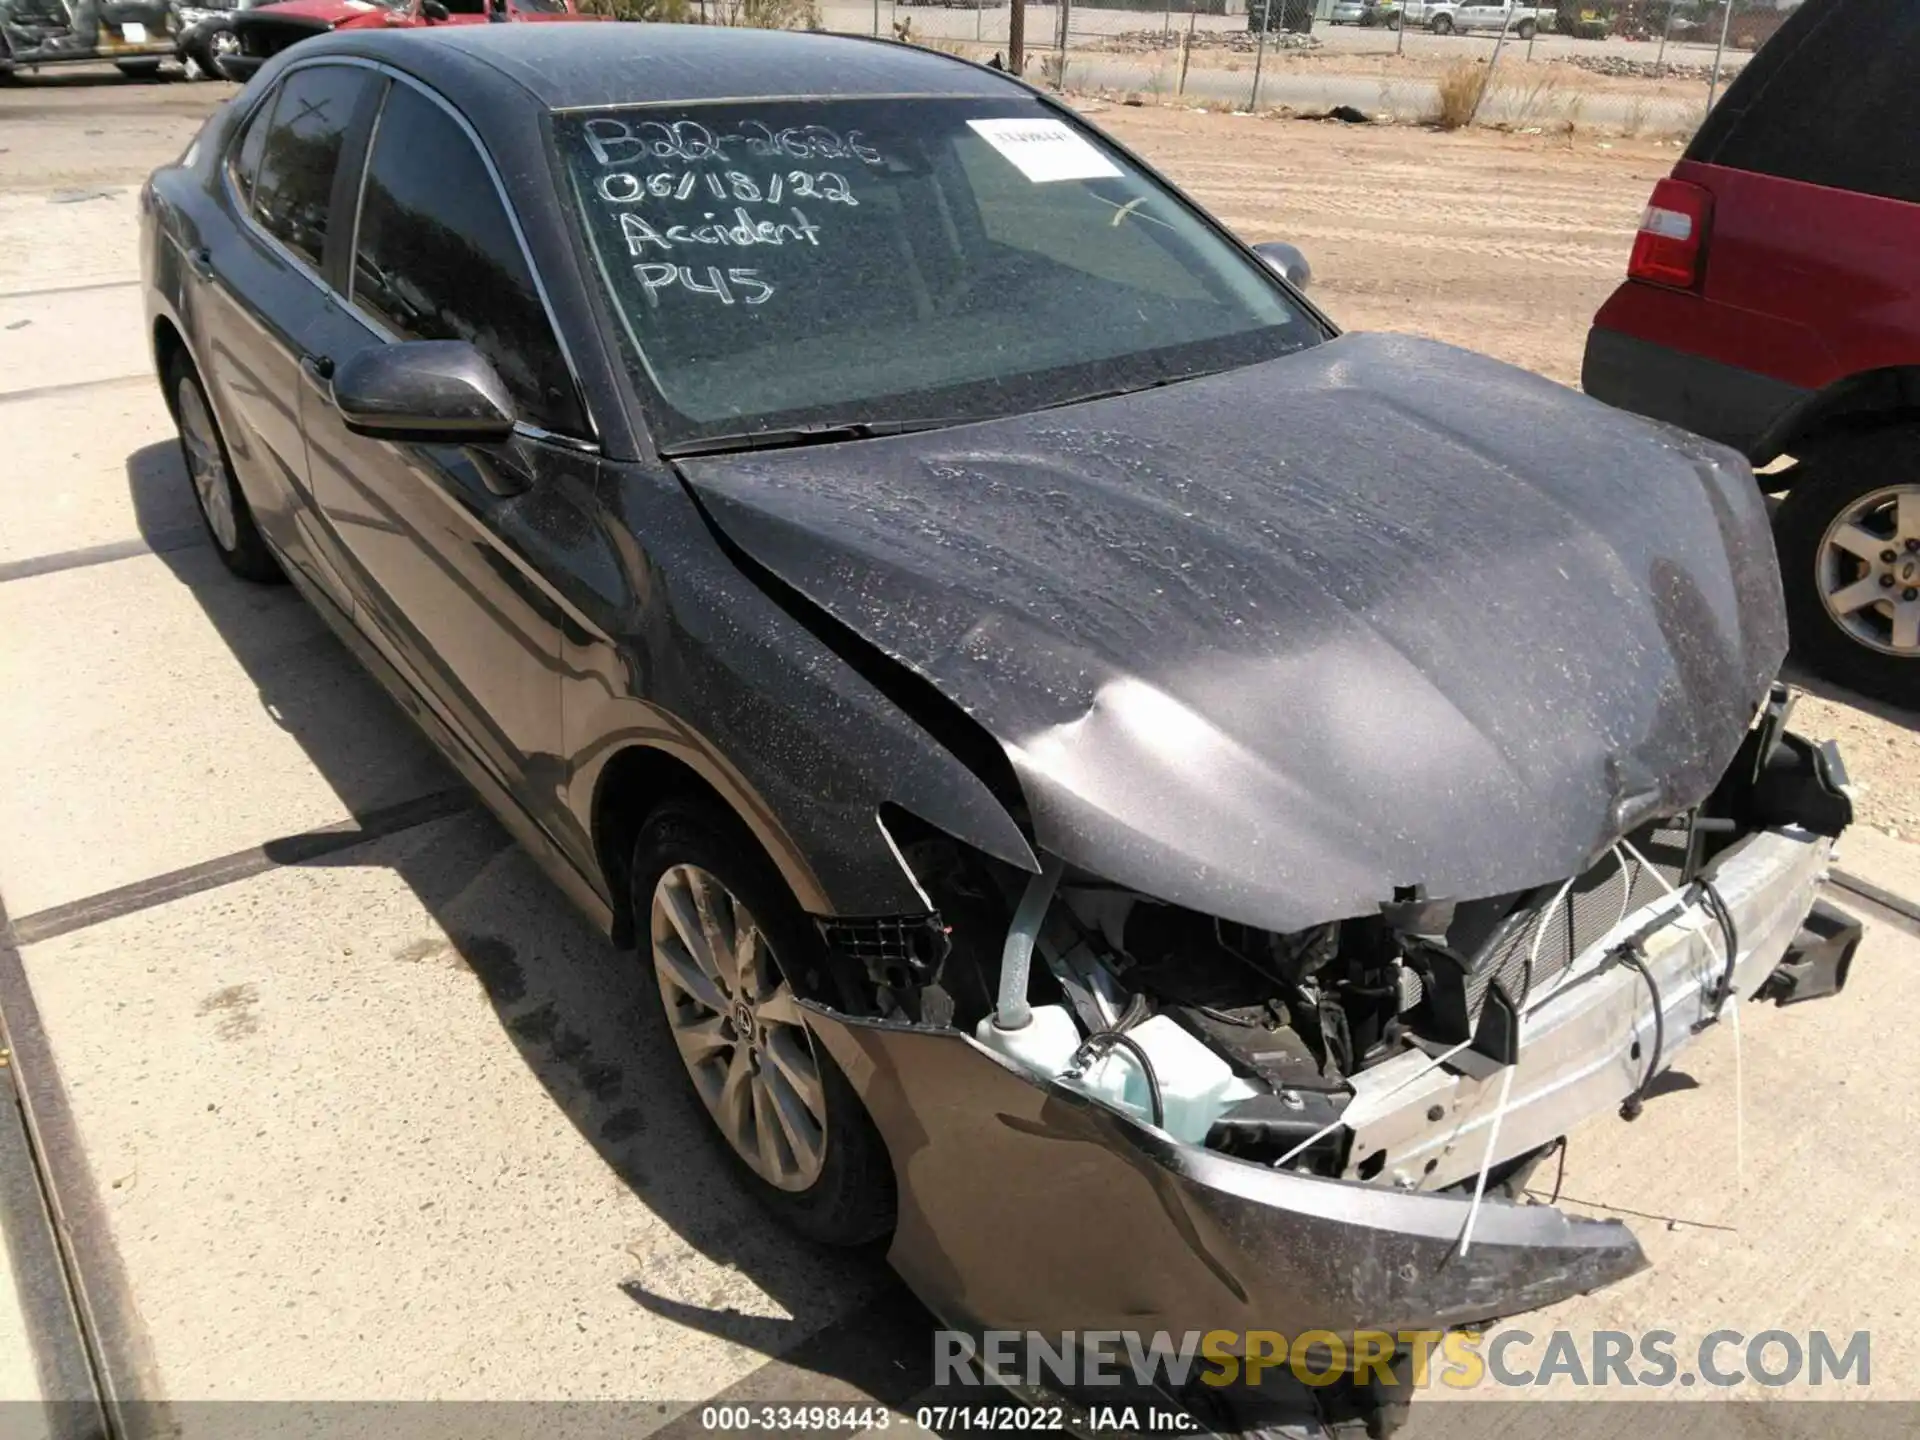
[{"x1": 304, "y1": 76, "x2": 597, "y2": 824}]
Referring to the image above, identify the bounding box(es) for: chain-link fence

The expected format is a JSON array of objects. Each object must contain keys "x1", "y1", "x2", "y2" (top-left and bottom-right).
[{"x1": 785, "y1": 0, "x2": 1795, "y2": 138}]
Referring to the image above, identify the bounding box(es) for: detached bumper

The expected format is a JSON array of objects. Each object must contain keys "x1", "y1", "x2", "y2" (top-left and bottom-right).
[
  {"x1": 804, "y1": 823, "x2": 1844, "y2": 1343},
  {"x1": 804, "y1": 1010, "x2": 1647, "y2": 1340}
]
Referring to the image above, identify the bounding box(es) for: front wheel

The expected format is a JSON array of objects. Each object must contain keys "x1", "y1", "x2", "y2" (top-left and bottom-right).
[
  {"x1": 1773, "y1": 430, "x2": 1920, "y2": 707},
  {"x1": 1515, "y1": 17, "x2": 1536, "y2": 38},
  {"x1": 632, "y1": 800, "x2": 895, "y2": 1247},
  {"x1": 1431, "y1": 13, "x2": 1454, "y2": 33}
]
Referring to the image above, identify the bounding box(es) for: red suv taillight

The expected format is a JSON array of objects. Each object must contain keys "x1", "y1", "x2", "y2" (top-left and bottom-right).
[{"x1": 1627, "y1": 179, "x2": 1713, "y2": 290}]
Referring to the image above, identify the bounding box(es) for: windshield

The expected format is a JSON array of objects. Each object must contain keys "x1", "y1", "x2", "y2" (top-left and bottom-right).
[{"x1": 552, "y1": 97, "x2": 1321, "y2": 452}]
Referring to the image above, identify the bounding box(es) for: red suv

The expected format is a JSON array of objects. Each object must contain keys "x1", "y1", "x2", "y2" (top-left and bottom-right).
[{"x1": 1583, "y1": 0, "x2": 1919, "y2": 707}]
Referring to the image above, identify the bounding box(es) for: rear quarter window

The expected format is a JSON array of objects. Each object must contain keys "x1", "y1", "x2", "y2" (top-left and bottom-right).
[{"x1": 1693, "y1": 0, "x2": 1920, "y2": 205}]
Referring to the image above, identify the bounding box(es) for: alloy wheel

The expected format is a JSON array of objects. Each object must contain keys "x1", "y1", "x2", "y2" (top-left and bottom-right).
[
  {"x1": 649, "y1": 863, "x2": 828, "y2": 1191},
  {"x1": 1815, "y1": 483, "x2": 1920, "y2": 658},
  {"x1": 177, "y1": 377, "x2": 239, "y2": 552}
]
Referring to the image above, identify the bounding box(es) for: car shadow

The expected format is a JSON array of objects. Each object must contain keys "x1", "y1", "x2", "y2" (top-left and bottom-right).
[{"x1": 125, "y1": 439, "x2": 934, "y2": 1407}]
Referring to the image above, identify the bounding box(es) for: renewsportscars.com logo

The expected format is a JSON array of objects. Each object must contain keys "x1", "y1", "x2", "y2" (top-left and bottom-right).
[{"x1": 934, "y1": 1328, "x2": 1873, "y2": 1391}]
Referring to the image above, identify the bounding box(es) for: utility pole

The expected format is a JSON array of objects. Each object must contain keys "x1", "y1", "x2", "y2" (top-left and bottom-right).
[
  {"x1": 1470, "y1": 2, "x2": 1514, "y2": 123},
  {"x1": 1251, "y1": 0, "x2": 1272, "y2": 111},
  {"x1": 1178, "y1": 0, "x2": 1197, "y2": 95},
  {"x1": 1010, "y1": 0, "x2": 1025, "y2": 75},
  {"x1": 1707, "y1": 0, "x2": 1734, "y2": 111}
]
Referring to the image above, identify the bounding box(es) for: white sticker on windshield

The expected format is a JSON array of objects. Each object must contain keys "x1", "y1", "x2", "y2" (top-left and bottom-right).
[
  {"x1": 120, "y1": 20, "x2": 147, "y2": 40},
  {"x1": 966, "y1": 119, "x2": 1121, "y2": 184}
]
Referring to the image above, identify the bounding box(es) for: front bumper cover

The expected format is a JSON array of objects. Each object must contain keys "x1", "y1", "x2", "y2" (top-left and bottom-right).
[
  {"x1": 803, "y1": 1010, "x2": 1647, "y2": 1340},
  {"x1": 803, "y1": 821, "x2": 1836, "y2": 1343}
]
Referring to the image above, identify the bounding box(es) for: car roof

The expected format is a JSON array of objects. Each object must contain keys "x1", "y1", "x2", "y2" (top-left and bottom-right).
[{"x1": 311, "y1": 23, "x2": 1031, "y2": 112}]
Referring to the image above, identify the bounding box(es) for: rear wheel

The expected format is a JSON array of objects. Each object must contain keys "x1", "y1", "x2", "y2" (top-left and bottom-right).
[
  {"x1": 1515, "y1": 17, "x2": 1536, "y2": 38},
  {"x1": 632, "y1": 799, "x2": 894, "y2": 1247},
  {"x1": 1773, "y1": 430, "x2": 1920, "y2": 707},
  {"x1": 1431, "y1": 13, "x2": 1454, "y2": 33},
  {"x1": 169, "y1": 353, "x2": 283, "y2": 583}
]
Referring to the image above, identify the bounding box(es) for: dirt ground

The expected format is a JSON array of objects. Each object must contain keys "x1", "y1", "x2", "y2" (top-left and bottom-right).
[
  {"x1": 5, "y1": 73, "x2": 1913, "y2": 837},
  {"x1": 1101, "y1": 43, "x2": 1724, "y2": 109}
]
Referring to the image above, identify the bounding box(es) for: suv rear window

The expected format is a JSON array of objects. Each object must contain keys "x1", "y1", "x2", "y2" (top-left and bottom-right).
[{"x1": 1690, "y1": 0, "x2": 1920, "y2": 205}]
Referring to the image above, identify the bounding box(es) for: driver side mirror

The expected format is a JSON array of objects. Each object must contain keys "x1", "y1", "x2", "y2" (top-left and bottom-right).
[
  {"x1": 422, "y1": 0, "x2": 451, "y2": 19},
  {"x1": 331, "y1": 340, "x2": 517, "y2": 446},
  {"x1": 1252, "y1": 241, "x2": 1312, "y2": 290}
]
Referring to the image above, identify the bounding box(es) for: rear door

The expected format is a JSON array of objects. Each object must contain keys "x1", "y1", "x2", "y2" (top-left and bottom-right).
[
  {"x1": 302, "y1": 75, "x2": 599, "y2": 833},
  {"x1": 187, "y1": 59, "x2": 379, "y2": 611}
]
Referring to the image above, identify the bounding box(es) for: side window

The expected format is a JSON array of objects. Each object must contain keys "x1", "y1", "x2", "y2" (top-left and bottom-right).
[
  {"x1": 350, "y1": 83, "x2": 587, "y2": 437},
  {"x1": 252, "y1": 64, "x2": 373, "y2": 269},
  {"x1": 1711, "y1": 0, "x2": 1920, "y2": 205},
  {"x1": 228, "y1": 90, "x2": 274, "y2": 211}
]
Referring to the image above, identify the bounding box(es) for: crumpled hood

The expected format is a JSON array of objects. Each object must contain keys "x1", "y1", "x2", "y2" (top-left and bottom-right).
[{"x1": 678, "y1": 332, "x2": 1785, "y2": 932}]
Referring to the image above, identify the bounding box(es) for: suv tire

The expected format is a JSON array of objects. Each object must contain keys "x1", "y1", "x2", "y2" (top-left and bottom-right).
[{"x1": 1773, "y1": 429, "x2": 1920, "y2": 707}]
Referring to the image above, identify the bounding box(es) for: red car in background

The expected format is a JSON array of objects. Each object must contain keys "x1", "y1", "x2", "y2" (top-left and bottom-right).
[
  {"x1": 221, "y1": 0, "x2": 595, "y2": 81},
  {"x1": 1583, "y1": 0, "x2": 1919, "y2": 708}
]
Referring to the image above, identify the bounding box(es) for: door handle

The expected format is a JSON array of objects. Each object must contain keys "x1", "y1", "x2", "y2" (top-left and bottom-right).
[
  {"x1": 301, "y1": 353, "x2": 335, "y2": 382},
  {"x1": 187, "y1": 247, "x2": 215, "y2": 281}
]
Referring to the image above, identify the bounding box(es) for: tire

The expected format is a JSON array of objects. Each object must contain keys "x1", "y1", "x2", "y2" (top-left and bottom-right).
[
  {"x1": 631, "y1": 799, "x2": 895, "y2": 1247},
  {"x1": 187, "y1": 29, "x2": 239, "y2": 81},
  {"x1": 1772, "y1": 430, "x2": 1920, "y2": 708},
  {"x1": 1431, "y1": 13, "x2": 1453, "y2": 33},
  {"x1": 168, "y1": 353, "x2": 283, "y2": 583},
  {"x1": 115, "y1": 59, "x2": 164, "y2": 80},
  {"x1": 1516, "y1": 18, "x2": 1536, "y2": 38}
]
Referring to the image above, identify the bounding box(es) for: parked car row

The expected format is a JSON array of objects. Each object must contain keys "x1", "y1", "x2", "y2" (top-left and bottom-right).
[
  {"x1": 1405, "y1": 1, "x2": 1555, "y2": 36},
  {"x1": 0, "y1": 0, "x2": 179, "y2": 78},
  {"x1": 0, "y1": 0, "x2": 592, "y2": 81},
  {"x1": 1320, "y1": 2, "x2": 1554, "y2": 36}
]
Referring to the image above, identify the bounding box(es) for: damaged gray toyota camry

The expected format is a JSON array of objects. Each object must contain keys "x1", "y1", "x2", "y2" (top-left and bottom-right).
[{"x1": 143, "y1": 21, "x2": 1861, "y2": 1430}]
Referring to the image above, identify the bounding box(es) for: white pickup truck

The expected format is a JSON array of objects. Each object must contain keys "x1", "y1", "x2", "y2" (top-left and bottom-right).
[{"x1": 1412, "y1": 0, "x2": 1555, "y2": 36}]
